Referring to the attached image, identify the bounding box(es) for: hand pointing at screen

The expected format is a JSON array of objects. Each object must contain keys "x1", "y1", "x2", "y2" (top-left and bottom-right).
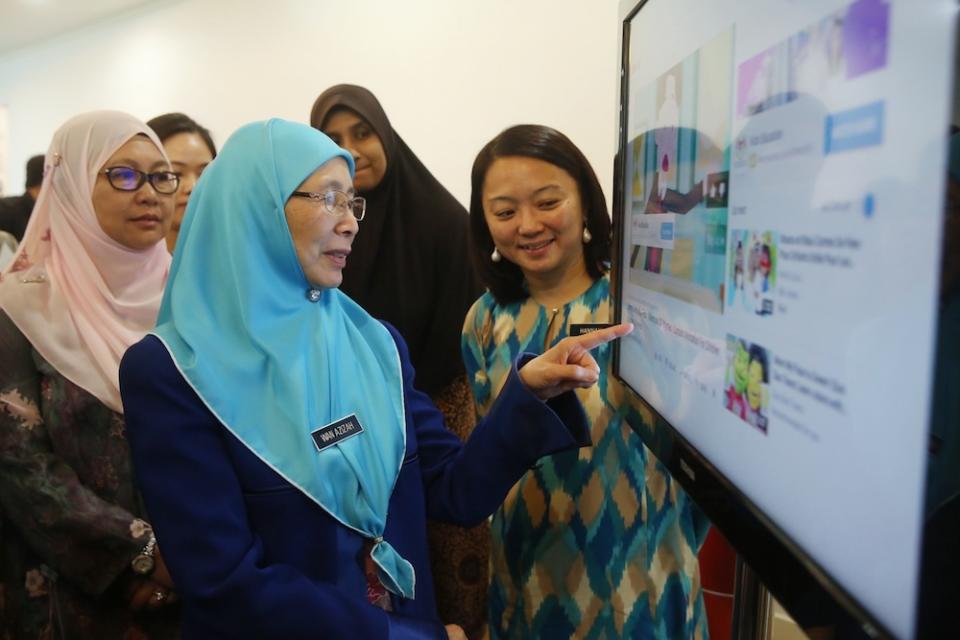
[{"x1": 519, "y1": 323, "x2": 633, "y2": 401}]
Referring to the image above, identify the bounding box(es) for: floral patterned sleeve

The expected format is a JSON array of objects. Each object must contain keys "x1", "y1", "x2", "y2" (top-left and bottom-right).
[{"x1": 0, "y1": 311, "x2": 148, "y2": 596}]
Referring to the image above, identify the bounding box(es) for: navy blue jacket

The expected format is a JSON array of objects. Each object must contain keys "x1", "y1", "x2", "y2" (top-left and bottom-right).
[{"x1": 119, "y1": 325, "x2": 589, "y2": 639}]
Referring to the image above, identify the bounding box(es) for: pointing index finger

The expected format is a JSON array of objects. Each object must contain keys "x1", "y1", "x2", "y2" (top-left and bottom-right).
[{"x1": 572, "y1": 322, "x2": 634, "y2": 351}]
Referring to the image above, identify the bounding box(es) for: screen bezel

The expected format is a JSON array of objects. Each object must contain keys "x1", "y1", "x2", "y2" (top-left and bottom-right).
[{"x1": 609, "y1": 1, "x2": 912, "y2": 637}]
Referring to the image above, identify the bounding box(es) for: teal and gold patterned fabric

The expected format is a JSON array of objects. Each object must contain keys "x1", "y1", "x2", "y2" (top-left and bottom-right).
[{"x1": 462, "y1": 276, "x2": 710, "y2": 639}]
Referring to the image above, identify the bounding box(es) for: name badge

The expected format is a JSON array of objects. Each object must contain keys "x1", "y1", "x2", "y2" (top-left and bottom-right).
[
  {"x1": 570, "y1": 323, "x2": 613, "y2": 337},
  {"x1": 311, "y1": 414, "x2": 364, "y2": 452}
]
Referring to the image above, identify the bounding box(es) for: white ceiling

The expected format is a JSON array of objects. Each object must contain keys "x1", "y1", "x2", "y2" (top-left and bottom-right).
[{"x1": 0, "y1": 0, "x2": 160, "y2": 56}]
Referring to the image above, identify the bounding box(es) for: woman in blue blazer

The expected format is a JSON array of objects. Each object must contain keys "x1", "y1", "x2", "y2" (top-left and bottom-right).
[{"x1": 119, "y1": 119, "x2": 630, "y2": 639}]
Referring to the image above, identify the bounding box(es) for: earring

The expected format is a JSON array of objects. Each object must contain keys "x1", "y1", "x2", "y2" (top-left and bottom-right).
[
  {"x1": 491, "y1": 247, "x2": 501, "y2": 262},
  {"x1": 582, "y1": 226, "x2": 592, "y2": 243}
]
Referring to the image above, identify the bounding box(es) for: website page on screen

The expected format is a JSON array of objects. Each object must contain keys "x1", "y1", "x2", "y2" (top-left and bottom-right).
[{"x1": 616, "y1": 0, "x2": 955, "y2": 636}]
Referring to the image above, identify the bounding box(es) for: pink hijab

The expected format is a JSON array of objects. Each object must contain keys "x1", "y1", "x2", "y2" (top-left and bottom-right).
[{"x1": 0, "y1": 111, "x2": 171, "y2": 412}]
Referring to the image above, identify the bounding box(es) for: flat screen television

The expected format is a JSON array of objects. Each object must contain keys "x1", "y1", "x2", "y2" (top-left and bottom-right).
[{"x1": 610, "y1": 1, "x2": 959, "y2": 637}]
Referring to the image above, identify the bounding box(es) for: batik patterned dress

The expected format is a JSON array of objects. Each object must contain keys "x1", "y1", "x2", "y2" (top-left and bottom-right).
[
  {"x1": 0, "y1": 312, "x2": 179, "y2": 639},
  {"x1": 462, "y1": 276, "x2": 710, "y2": 639}
]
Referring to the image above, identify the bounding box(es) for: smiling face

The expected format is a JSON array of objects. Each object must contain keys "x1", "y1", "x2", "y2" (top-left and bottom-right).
[
  {"x1": 320, "y1": 109, "x2": 387, "y2": 192},
  {"x1": 284, "y1": 157, "x2": 358, "y2": 289},
  {"x1": 162, "y1": 131, "x2": 214, "y2": 252},
  {"x1": 482, "y1": 156, "x2": 587, "y2": 285},
  {"x1": 91, "y1": 135, "x2": 174, "y2": 251}
]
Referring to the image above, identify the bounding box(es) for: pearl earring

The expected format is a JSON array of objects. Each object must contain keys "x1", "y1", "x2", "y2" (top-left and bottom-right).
[
  {"x1": 582, "y1": 227, "x2": 592, "y2": 243},
  {"x1": 491, "y1": 247, "x2": 501, "y2": 262}
]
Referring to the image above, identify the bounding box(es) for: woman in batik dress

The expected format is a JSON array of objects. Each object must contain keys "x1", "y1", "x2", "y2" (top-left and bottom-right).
[
  {"x1": 0, "y1": 111, "x2": 179, "y2": 639},
  {"x1": 463, "y1": 125, "x2": 711, "y2": 639}
]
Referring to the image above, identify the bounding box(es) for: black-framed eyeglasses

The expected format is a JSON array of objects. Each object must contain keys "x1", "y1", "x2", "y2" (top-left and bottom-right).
[
  {"x1": 290, "y1": 190, "x2": 366, "y2": 221},
  {"x1": 100, "y1": 166, "x2": 180, "y2": 195}
]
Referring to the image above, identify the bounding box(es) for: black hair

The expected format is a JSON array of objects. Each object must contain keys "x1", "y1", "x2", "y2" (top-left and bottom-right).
[
  {"x1": 25, "y1": 154, "x2": 44, "y2": 189},
  {"x1": 146, "y1": 113, "x2": 217, "y2": 158},
  {"x1": 468, "y1": 124, "x2": 611, "y2": 304},
  {"x1": 748, "y1": 344, "x2": 769, "y2": 383}
]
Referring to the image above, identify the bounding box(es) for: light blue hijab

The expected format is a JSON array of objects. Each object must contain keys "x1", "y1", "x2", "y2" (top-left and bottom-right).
[{"x1": 152, "y1": 119, "x2": 414, "y2": 598}]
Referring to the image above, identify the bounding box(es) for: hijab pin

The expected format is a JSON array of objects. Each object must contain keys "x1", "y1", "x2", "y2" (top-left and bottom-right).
[
  {"x1": 51, "y1": 153, "x2": 61, "y2": 167},
  {"x1": 306, "y1": 287, "x2": 322, "y2": 303}
]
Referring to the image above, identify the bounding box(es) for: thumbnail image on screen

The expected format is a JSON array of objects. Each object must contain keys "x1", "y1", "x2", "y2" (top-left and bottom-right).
[
  {"x1": 623, "y1": 28, "x2": 733, "y2": 314},
  {"x1": 727, "y1": 230, "x2": 777, "y2": 316}
]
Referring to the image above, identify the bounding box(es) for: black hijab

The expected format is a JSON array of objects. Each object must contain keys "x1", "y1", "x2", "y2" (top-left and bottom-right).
[{"x1": 311, "y1": 85, "x2": 480, "y2": 396}]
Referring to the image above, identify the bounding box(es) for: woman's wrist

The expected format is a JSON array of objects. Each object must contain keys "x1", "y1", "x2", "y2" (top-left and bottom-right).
[{"x1": 130, "y1": 530, "x2": 156, "y2": 576}]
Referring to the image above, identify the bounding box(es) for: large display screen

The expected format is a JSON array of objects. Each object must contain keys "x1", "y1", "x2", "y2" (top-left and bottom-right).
[{"x1": 613, "y1": 1, "x2": 956, "y2": 637}]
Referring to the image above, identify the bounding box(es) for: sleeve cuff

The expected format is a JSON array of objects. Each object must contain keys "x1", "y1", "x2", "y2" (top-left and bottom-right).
[
  {"x1": 481, "y1": 353, "x2": 591, "y2": 466},
  {"x1": 514, "y1": 352, "x2": 590, "y2": 444}
]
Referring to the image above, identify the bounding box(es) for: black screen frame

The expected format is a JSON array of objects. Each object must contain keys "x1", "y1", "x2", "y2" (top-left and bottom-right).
[{"x1": 609, "y1": 2, "x2": 923, "y2": 637}]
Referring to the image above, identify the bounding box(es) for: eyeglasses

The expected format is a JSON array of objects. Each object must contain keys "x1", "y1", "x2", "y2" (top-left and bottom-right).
[
  {"x1": 100, "y1": 166, "x2": 180, "y2": 195},
  {"x1": 290, "y1": 190, "x2": 366, "y2": 221}
]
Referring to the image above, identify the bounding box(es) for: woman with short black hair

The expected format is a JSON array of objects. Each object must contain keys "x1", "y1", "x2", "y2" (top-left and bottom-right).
[
  {"x1": 147, "y1": 112, "x2": 216, "y2": 252},
  {"x1": 464, "y1": 124, "x2": 709, "y2": 639}
]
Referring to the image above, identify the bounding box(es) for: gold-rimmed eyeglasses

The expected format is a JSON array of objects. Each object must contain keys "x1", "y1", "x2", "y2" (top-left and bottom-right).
[{"x1": 290, "y1": 190, "x2": 366, "y2": 221}]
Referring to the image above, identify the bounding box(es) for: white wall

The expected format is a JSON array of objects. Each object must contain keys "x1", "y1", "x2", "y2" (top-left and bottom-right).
[{"x1": 0, "y1": 0, "x2": 621, "y2": 207}]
